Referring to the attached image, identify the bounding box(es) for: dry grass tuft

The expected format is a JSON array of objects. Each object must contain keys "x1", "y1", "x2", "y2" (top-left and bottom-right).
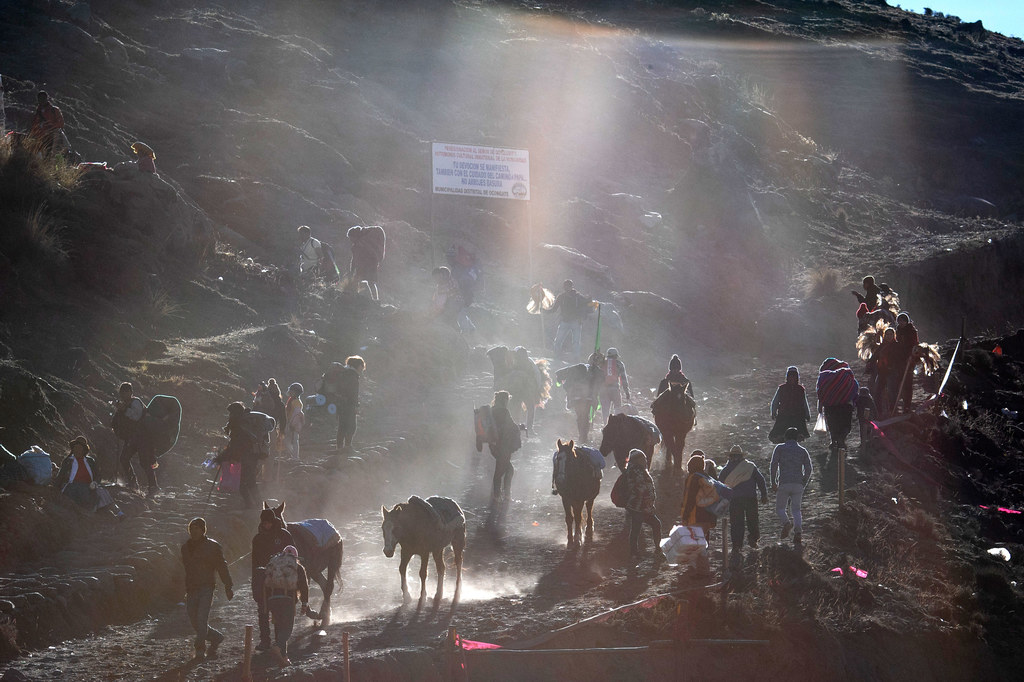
[
  {"x1": 806, "y1": 266, "x2": 842, "y2": 298},
  {"x1": 26, "y1": 203, "x2": 68, "y2": 264}
]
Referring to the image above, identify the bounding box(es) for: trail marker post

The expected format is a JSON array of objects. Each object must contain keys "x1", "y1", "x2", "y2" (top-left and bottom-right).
[{"x1": 241, "y1": 624, "x2": 253, "y2": 681}]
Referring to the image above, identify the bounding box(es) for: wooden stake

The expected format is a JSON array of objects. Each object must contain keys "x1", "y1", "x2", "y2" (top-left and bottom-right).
[
  {"x1": 343, "y1": 630, "x2": 350, "y2": 682},
  {"x1": 721, "y1": 517, "x2": 728, "y2": 570},
  {"x1": 241, "y1": 624, "x2": 253, "y2": 682},
  {"x1": 447, "y1": 626, "x2": 457, "y2": 680},
  {"x1": 838, "y1": 447, "x2": 847, "y2": 508}
]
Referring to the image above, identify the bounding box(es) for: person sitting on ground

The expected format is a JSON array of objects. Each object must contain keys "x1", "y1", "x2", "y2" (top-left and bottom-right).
[
  {"x1": 852, "y1": 276, "x2": 881, "y2": 311},
  {"x1": 347, "y1": 225, "x2": 385, "y2": 301},
  {"x1": 180, "y1": 517, "x2": 233, "y2": 661},
  {"x1": 680, "y1": 450, "x2": 718, "y2": 537},
  {"x1": 768, "y1": 366, "x2": 810, "y2": 443},
  {"x1": 624, "y1": 449, "x2": 666, "y2": 563},
  {"x1": 131, "y1": 142, "x2": 156, "y2": 173},
  {"x1": 53, "y1": 436, "x2": 122, "y2": 518},
  {"x1": 29, "y1": 90, "x2": 66, "y2": 157},
  {"x1": 599, "y1": 347, "x2": 630, "y2": 424},
  {"x1": 284, "y1": 383, "x2": 304, "y2": 460},
  {"x1": 657, "y1": 354, "x2": 695, "y2": 398},
  {"x1": 720, "y1": 445, "x2": 768, "y2": 559},
  {"x1": 296, "y1": 225, "x2": 322, "y2": 278},
  {"x1": 431, "y1": 266, "x2": 476, "y2": 335}
]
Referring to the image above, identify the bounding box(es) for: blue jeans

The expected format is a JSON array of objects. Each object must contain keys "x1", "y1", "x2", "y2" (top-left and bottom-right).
[
  {"x1": 186, "y1": 587, "x2": 223, "y2": 650},
  {"x1": 554, "y1": 322, "x2": 582, "y2": 361}
]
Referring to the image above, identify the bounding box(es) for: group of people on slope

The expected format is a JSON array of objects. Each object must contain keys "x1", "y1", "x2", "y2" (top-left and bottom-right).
[
  {"x1": 295, "y1": 224, "x2": 385, "y2": 301},
  {"x1": 181, "y1": 508, "x2": 312, "y2": 666}
]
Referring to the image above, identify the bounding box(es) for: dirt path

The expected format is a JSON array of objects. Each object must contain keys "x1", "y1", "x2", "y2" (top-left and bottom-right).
[{"x1": 5, "y1": 358, "x2": 854, "y2": 681}]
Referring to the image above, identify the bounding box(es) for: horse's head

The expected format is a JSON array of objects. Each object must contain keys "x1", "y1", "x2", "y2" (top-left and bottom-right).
[
  {"x1": 380, "y1": 503, "x2": 401, "y2": 558},
  {"x1": 556, "y1": 438, "x2": 576, "y2": 457},
  {"x1": 599, "y1": 414, "x2": 626, "y2": 455},
  {"x1": 262, "y1": 501, "x2": 286, "y2": 527}
]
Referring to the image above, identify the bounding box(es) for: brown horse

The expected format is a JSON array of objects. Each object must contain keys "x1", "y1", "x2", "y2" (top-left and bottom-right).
[
  {"x1": 552, "y1": 439, "x2": 602, "y2": 547},
  {"x1": 599, "y1": 413, "x2": 661, "y2": 472},
  {"x1": 267, "y1": 502, "x2": 343, "y2": 625},
  {"x1": 381, "y1": 495, "x2": 466, "y2": 607}
]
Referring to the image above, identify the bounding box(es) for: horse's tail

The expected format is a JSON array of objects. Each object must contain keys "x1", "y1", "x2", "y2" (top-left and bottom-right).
[{"x1": 327, "y1": 537, "x2": 344, "y2": 590}]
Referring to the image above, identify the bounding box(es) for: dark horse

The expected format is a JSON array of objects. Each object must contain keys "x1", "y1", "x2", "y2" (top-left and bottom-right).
[
  {"x1": 651, "y1": 382, "x2": 697, "y2": 473},
  {"x1": 552, "y1": 439, "x2": 602, "y2": 547},
  {"x1": 381, "y1": 495, "x2": 466, "y2": 607},
  {"x1": 267, "y1": 502, "x2": 343, "y2": 625},
  {"x1": 599, "y1": 413, "x2": 661, "y2": 472}
]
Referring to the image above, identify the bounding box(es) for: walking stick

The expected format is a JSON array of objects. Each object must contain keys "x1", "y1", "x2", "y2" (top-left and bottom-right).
[
  {"x1": 894, "y1": 355, "x2": 915, "y2": 415},
  {"x1": 206, "y1": 463, "x2": 222, "y2": 504}
]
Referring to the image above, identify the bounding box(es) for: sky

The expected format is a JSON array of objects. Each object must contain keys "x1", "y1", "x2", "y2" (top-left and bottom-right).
[{"x1": 903, "y1": 1, "x2": 1024, "y2": 38}]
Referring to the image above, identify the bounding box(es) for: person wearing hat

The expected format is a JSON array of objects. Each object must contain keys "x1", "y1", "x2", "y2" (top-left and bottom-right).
[
  {"x1": 852, "y1": 275, "x2": 881, "y2": 311},
  {"x1": 251, "y1": 506, "x2": 296, "y2": 652},
  {"x1": 544, "y1": 279, "x2": 593, "y2": 363},
  {"x1": 769, "y1": 427, "x2": 813, "y2": 545},
  {"x1": 265, "y1": 544, "x2": 310, "y2": 665},
  {"x1": 284, "y1": 382, "x2": 305, "y2": 460},
  {"x1": 720, "y1": 445, "x2": 768, "y2": 559},
  {"x1": 131, "y1": 142, "x2": 156, "y2": 173},
  {"x1": 769, "y1": 367, "x2": 810, "y2": 444},
  {"x1": 657, "y1": 355, "x2": 695, "y2": 399},
  {"x1": 624, "y1": 449, "x2": 666, "y2": 563},
  {"x1": 180, "y1": 517, "x2": 233, "y2": 661},
  {"x1": 54, "y1": 436, "x2": 102, "y2": 510},
  {"x1": 598, "y1": 347, "x2": 630, "y2": 424},
  {"x1": 894, "y1": 312, "x2": 920, "y2": 415}
]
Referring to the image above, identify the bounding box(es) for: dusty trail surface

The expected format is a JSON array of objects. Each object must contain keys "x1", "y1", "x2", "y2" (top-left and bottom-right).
[{"x1": 6, "y1": 358, "x2": 846, "y2": 681}]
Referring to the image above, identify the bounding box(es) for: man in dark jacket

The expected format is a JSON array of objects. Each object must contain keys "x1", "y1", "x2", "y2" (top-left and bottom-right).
[
  {"x1": 488, "y1": 391, "x2": 523, "y2": 524},
  {"x1": 657, "y1": 355, "x2": 695, "y2": 398},
  {"x1": 181, "y1": 518, "x2": 233, "y2": 660},
  {"x1": 252, "y1": 506, "x2": 295, "y2": 652},
  {"x1": 720, "y1": 445, "x2": 768, "y2": 560},
  {"x1": 544, "y1": 280, "x2": 592, "y2": 362},
  {"x1": 221, "y1": 402, "x2": 274, "y2": 509},
  {"x1": 894, "y1": 312, "x2": 920, "y2": 415}
]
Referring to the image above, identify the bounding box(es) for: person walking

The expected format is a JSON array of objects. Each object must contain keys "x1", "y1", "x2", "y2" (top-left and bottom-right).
[
  {"x1": 624, "y1": 449, "x2": 666, "y2": 563},
  {"x1": 720, "y1": 445, "x2": 768, "y2": 561},
  {"x1": 544, "y1": 280, "x2": 592, "y2": 363},
  {"x1": 598, "y1": 348, "x2": 630, "y2": 424},
  {"x1": 815, "y1": 358, "x2": 859, "y2": 462},
  {"x1": 111, "y1": 381, "x2": 159, "y2": 498},
  {"x1": 487, "y1": 391, "x2": 523, "y2": 525},
  {"x1": 284, "y1": 383, "x2": 304, "y2": 460},
  {"x1": 296, "y1": 225, "x2": 323, "y2": 279},
  {"x1": 180, "y1": 518, "x2": 233, "y2": 661},
  {"x1": 431, "y1": 266, "x2": 476, "y2": 335},
  {"x1": 264, "y1": 545, "x2": 310, "y2": 666},
  {"x1": 222, "y1": 402, "x2": 274, "y2": 509},
  {"x1": 768, "y1": 366, "x2": 810, "y2": 443},
  {"x1": 347, "y1": 225, "x2": 386, "y2": 301},
  {"x1": 337, "y1": 356, "x2": 364, "y2": 451},
  {"x1": 252, "y1": 506, "x2": 295, "y2": 652},
  {"x1": 679, "y1": 451, "x2": 719, "y2": 538},
  {"x1": 769, "y1": 428, "x2": 813, "y2": 545},
  {"x1": 894, "y1": 312, "x2": 920, "y2": 415}
]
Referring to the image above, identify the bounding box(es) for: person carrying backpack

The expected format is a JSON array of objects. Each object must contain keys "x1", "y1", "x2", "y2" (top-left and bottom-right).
[
  {"x1": 252, "y1": 506, "x2": 295, "y2": 652},
  {"x1": 221, "y1": 402, "x2": 275, "y2": 509},
  {"x1": 598, "y1": 348, "x2": 630, "y2": 424},
  {"x1": 263, "y1": 545, "x2": 310, "y2": 665},
  {"x1": 768, "y1": 366, "x2": 810, "y2": 443},
  {"x1": 544, "y1": 280, "x2": 592, "y2": 363},
  {"x1": 488, "y1": 391, "x2": 523, "y2": 522},
  {"x1": 180, "y1": 518, "x2": 233, "y2": 661},
  {"x1": 815, "y1": 357, "x2": 859, "y2": 460},
  {"x1": 347, "y1": 225, "x2": 386, "y2": 301},
  {"x1": 679, "y1": 451, "x2": 720, "y2": 538},
  {"x1": 624, "y1": 449, "x2": 666, "y2": 563},
  {"x1": 111, "y1": 381, "x2": 159, "y2": 498},
  {"x1": 720, "y1": 445, "x2": 768, "y2": 561}
]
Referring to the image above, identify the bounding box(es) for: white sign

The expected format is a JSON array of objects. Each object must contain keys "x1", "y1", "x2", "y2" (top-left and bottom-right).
[{"x1": 432, "y1": 142, "x2": 530, "y2": 201}]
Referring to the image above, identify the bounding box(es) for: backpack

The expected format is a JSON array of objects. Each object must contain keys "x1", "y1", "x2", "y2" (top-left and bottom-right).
[
  {"x1": 474, "y1": 405, "x2": 497, "y2": 452},
  {"x1": 263, "y1": 551, "x2": 299, "y2": 594},
  {"x1": 361, "y1": 225, "x2": 386, "y2": 263},
  {"x1": 246, "y1": 411, "x2": 277, "y2": 460},
  {"x1": 18, "y1": 447, "x2": 52, "y2": 486},
  {"x1": 610, "y1": 473, "x2": 628, "y2": 508}
]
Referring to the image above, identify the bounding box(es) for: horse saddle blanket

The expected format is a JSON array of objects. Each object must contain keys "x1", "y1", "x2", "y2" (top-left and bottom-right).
[
  {"x1": 295, "y1": 519, "x2": 341, "y2": 548},
  {"x1": 634, "y1": 416, "x2": 661, "y2": 442},
  {"x1": 577, "y1": 445, "x2": 606, "y2": 472},
  {"x1": 426, "y1": 496, "x2": 464, "y2": 530}
]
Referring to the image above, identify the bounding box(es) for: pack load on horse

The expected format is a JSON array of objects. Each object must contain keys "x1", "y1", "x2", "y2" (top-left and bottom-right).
[
  {"x1": 264, "y1": 502, "x2": 343, "y2": 624},
  {"x1": 599, "y1": 413, "x2": 661, "y2": 472},
  {"x1": 651, "y1": 382, "x2": 696, "y2": 472},
  {"x1": 552, "y1": 439, "x2": 604, "y2": 547},
  {"x1": 380, "y1": 495, "x2": 466, "y2": 607}
]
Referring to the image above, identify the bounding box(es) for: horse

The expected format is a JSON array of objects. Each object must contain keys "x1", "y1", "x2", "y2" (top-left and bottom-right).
[
  {"x1": 552, "y1": 439, "x2": 602, "y2": 547},
  {"x1": 381, "y1": 495, "x2": 466, "y2": 607},
  {"x1": 599, "y1": 413, "x2": 661, "y2": 472},
  {"x1": 266, "y1": 502, "x2": 343, "y2": 625},
  {"x1": 651, "y1": 383, "x2": 697, "y2": 472}
]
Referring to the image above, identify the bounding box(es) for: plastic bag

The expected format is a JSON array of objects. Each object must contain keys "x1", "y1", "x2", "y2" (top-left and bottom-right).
[{"x1": 813, "y1": 412, "x2": 828, "y2": 434}]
